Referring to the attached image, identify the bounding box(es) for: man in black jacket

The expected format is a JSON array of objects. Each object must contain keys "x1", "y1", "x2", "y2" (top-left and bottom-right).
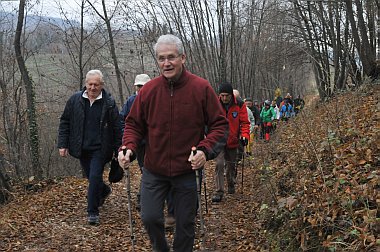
[{"x1": 58, "y1": 69, "x2": 122, "y2": 225}]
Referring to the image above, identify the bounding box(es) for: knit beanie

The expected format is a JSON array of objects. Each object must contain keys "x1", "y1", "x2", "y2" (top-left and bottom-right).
[{"x1": 218, "y1": 83, "x2": 233, "y2": 95}]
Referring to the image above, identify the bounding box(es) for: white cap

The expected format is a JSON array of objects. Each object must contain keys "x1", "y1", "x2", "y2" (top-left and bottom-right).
[{"x1": 134, "y1": 74, "x2": 151, "y2": 86}]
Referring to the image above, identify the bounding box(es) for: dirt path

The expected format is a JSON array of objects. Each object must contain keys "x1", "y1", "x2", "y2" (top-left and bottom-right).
[{"x1": 0, "y1": 142, "x2": 272, "y2": 252}]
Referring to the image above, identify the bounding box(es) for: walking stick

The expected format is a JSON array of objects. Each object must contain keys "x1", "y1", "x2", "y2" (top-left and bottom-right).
[
  {"x1": 241, "y1": 146, "x2": 245, "y2": 193},
  {"x1": 192, "y1": 147, "x2": 205, "y2": 249},
  {"x1": 123, "y1": 148, "x2": 136, "y2": 252},
  {"x1": 202, "y1": 169, "x2": 208, "y2": 213}
]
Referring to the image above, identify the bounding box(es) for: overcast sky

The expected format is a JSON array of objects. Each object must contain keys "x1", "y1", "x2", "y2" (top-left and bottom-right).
[{"x1": 0, "y1": 0, "x2": 102, "y2": 21}]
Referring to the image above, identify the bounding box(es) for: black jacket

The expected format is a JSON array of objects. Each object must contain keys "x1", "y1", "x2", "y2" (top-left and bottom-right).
[{"x1": 57, "y1": 89, "x2": 122, "y2": 163}]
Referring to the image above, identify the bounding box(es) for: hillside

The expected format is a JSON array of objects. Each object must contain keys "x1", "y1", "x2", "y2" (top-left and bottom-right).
[{"x1": 0, "y1": 85, "x2": 379, "y2": 251}]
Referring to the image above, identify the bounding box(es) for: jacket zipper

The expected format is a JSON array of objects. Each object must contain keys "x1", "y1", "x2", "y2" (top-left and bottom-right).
[{"x1": 169, "y1": 81, "x2": 174, "y2": 176}]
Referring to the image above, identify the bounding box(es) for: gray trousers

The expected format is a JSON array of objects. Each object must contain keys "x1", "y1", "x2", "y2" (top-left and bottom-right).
[
  {"x1": 140, "y1": 168, "x2": 197, "y2": 252},
  {"x1": 214, "y1": 148, "x2": 237, "y2": 193}
]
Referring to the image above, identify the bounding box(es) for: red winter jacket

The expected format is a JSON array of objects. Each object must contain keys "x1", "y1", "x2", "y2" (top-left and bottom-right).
[
  {"x1": 122, "y1": 70, "x2": 228, "y2": 177},
  {"x1": 220, "y1": 96, "x2": 250, "y2": 149}
]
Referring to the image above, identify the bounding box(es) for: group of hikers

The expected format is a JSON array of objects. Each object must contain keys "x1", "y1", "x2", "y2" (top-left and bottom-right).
[
  {"x1": 243, "y1": 91, "x2": 305, "y2": 143},
  {"x1": 57, "y1": 34, "x2": 304, "y2": 252}
]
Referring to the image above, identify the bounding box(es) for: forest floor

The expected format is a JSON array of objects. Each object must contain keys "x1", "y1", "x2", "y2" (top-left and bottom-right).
[{"x1": 0, "y1": 84, "x2": 379, "y2": 252}]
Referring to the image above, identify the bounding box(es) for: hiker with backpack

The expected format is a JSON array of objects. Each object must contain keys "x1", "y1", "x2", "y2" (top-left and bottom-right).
[
  {"x1": 280, "y1": 98, "x2": 294, "y2": 121},
  {"x1": 212, "y1": 83, "x2": 250, "y2": 203},
  {"x1": 293, "y1": 95, "x2": 305, "y2": 115},
  {"x1": 260, "y1": 100, "x2": 276, "y2": 141},
  {"x1": 118, "y1": 34, "x2": 228, "y2": 252}
]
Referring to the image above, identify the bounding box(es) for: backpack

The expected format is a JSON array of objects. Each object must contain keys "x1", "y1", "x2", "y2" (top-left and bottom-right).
[{"x1": 283, "y1": 104, "x2": 290, "y2": 118}]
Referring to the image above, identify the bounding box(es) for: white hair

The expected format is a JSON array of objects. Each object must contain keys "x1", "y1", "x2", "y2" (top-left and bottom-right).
[
  {"x1": 86, "y1": 69, "x2": 104, "y2": 84},
  {"x1": 154, "y1": 34, "x2": 184, "y2": 56},
  {"x1": 233, "y1": 89, "x2": 240, "y2": 98}
]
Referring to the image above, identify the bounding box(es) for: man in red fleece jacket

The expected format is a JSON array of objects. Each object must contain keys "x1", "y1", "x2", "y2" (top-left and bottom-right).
[{"x1": 118, "y1": 34, "x2": 228, "y2": 252}]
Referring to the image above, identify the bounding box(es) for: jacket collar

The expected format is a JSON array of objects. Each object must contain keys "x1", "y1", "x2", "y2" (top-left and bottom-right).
[
  {"x1": 161, "y1": 67, "x2": 189, "y2": 89},
  {"x1": 80, "y1": 88, "x2": 110, "y2": 105}
]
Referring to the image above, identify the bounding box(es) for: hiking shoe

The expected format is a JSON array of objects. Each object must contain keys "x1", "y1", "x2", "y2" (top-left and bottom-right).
[
  {"x1": 164, "y1": 215, "x2": 175, "y2": 229},
  {"x1": 87, "y1": 215, "x2": 99, "y2": 225},
  {"x1": 212, "y1": 193, "x2": 223, "y2": 203},
  {"x1": 99, "y1": 185, "x2": 112, "y2": 207}
]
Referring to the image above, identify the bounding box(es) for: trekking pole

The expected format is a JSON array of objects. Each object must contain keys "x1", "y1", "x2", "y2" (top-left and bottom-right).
[
  {"x1": 203, "y1": 169, "x2": 208, "y2": 213},
  {"x1": 123, "y1": 148, "x2": 135, "y2": 252},
  {"x1": 192, "y1": 147, "x2": 205, "y2": 249},
  {"x1": 241, "y1": 146, "x2": 245, "y2": 193}
]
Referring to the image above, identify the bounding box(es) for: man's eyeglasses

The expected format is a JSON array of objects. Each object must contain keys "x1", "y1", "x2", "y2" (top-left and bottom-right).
[{"x1": 157, "y1": 54, "x2": 181, "y2": 63}]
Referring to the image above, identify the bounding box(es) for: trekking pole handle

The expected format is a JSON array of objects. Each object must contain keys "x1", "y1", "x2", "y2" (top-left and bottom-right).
[
  {"x1": 192, "y1": 146, "x2": 197, "y2": 156},
  {"x1": 192, "y1": 147, "x2": 200, "y2": 179}
]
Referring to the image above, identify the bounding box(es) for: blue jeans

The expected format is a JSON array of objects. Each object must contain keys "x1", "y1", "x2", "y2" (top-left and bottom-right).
[
  {"x1": 140, "y1": 168, "x2": 197, "y2": 252},
  {"x1": 80, "y1": 150, "x2": 107, "y2": 216}
]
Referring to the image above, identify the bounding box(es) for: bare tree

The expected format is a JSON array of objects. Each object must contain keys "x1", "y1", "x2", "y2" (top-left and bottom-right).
[
  {"x1": 87, "y1": 0, "x2": 124, "y2": 104},
  {"x1": 346, "y1": 0, "x2": 380, "y2": 79},
  {"x1": 14, "y1": 0, "x2": 42, "y2": 179}
]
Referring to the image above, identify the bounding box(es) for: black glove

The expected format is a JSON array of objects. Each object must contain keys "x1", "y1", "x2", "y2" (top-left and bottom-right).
[{"x1": 240, "y1": 137, "x2": 248, "y2": 146}]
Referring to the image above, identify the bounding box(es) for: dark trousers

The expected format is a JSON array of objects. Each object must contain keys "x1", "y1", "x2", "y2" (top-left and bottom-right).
[
  {"x1": 167, "y1": 170, "x2": 203, "y2": 217},
  {"x1": 80, "y1": 150, "x2": 107, "y2": 216},
  {"x1": 263, "y1": 122, "x2": 272, "y2": 141},
  {"x1": 140, "y1": 168, "x2": 197, "y2": 252},
  {"x1": 166, "y1": 188, "x2": 175, "y2": 216}
]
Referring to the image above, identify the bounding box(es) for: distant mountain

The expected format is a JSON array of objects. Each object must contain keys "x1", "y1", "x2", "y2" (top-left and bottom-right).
[{"x1": 0, "y1": 11, "x2": 80, "y2": 31}]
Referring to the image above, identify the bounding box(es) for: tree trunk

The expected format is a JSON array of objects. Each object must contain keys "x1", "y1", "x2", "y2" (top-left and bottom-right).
[
  {"x1": 0, "y1": 149, "x2": 11, "y2": 205},
  {"x1": 14, "y1": 0, "x2": 42, "y2": 179},
  {"x1": 101, "y1": 0, "x2": 124, "y2": 104},
  {"x1": 79, "y1": 0, "x2": 85, "y2": 90},
  {"x1": 218, "y1": 0, "x2": 227, "y2": 83},
  {"x1": 346, "y1": 0, "x2": 380, "y2": 79}
]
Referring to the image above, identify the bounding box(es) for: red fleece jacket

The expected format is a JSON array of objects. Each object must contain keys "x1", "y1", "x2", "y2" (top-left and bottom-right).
[{"x1": 122, "y1": 70, "x2": 228, "y2": 177}]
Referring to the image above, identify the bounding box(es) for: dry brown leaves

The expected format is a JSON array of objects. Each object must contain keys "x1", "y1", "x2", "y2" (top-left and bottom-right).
[
  {"x1": 0, "y1": 160, "x2": 265, "y2": 251},
  {"x1": 0, "y1": 85, "x2": 379, "y2": 251},
  {"x1": 254, "y1": 84, "x2": 379, "y2": 251}
]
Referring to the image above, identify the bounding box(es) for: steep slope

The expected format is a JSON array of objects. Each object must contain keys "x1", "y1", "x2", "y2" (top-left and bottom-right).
[
  {"x1": 254, "y1": 84, "x2": 379, "y2": 251},
  {"x1": 0, "y1": 84, "x2": 378, "y2": 251}
]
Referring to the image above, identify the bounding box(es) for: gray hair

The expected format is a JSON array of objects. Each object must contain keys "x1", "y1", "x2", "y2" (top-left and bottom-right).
[
  {"x1": 154, "y1": 34, "x2": 184, "y2": 56},
  {"x1": 86, "y1": 69, "x2": 104, "y2": 84}
]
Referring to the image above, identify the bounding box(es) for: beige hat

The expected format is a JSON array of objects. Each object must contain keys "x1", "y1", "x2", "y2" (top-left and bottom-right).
[{"x1": 134, "y1": 74, "x2": 151, "y2": 86}]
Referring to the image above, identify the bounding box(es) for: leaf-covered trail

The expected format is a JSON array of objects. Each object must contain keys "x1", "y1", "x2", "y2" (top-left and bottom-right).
[
  {"x1": 0, "y1": 152, "x2": 269, "y2": 251},
  {"x1": 3, "y1": 85, "x2": 378, "y2": 251}
]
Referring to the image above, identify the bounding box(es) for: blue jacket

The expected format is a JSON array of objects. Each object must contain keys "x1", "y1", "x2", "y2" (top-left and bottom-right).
[
  {"x1": 120, "y1": 94, "x2": 137, "y2": 131},
  {"x1": 280, "y1": 103, "x2": 293, "y2": 118}
]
